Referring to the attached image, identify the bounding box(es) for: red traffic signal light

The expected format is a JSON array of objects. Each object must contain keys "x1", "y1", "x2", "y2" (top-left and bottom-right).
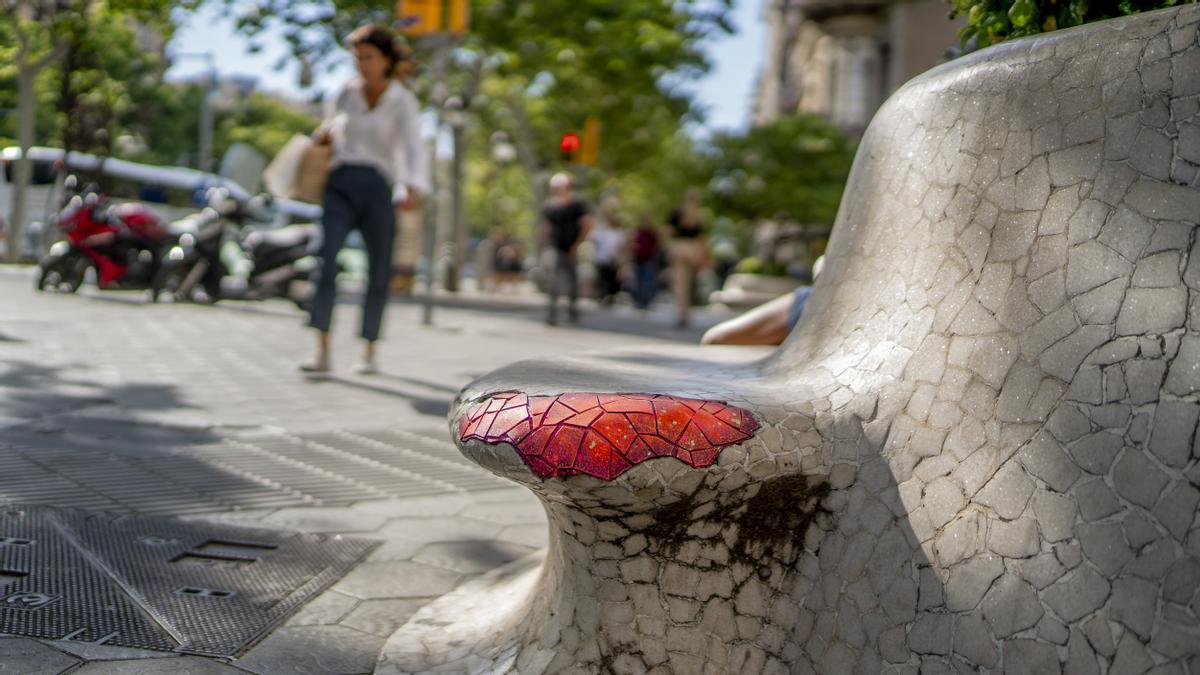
[{"x1": 559, "y1": 132, "x2": 581, "y2": 159}]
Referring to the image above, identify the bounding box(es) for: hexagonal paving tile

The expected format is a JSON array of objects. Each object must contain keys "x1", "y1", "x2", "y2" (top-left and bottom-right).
[
  {"x1": 340, "y1": 599, "x2": 433, "y2": 637},
  {"x1": 261, "y1": 507, "x2": 388, "y2": 533},
  {"x1": 0, "y1": 638, "x2": 80, "y2": 674},
  {"x1": 412, "y1": 540, "x2": 539, "y2": 574},
  {"x1": 373, "y1": 516, "x2": 501, "y2": 542},
  {"x1": 332, "y1": 561, "x2": 463, "y2": 600},
  {"x1": 234, "y1": 625, "x2": 382, "y2": 675}
]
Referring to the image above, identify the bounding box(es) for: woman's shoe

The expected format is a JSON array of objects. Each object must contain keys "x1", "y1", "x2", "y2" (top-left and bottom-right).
[
  {"x1": 354, "y1": 356, "x2": 379, "y2": 375},
  {"x1": 300, "y1": 352, "x2": 331, "y2": 374}
]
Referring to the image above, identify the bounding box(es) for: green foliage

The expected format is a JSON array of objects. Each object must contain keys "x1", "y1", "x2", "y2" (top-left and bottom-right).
[
  {"x1": 222, "y1": 0, "x2": 734, "y2": 241},
  {"x1": 464, "y1": 154, "x2": 535, "y2": 238},
  {"x1": 124, "y1": 85, "x2": 319, "y2": 167},
  {"x1": 58, "y1": 2, "x2": 177, "y2": 154},
  {"x1": 949, "y1": 0, "x2": 1198, "y2": 46},
  {"x1": 466, "y1": 0, "x2": 724, "y2": 172},
  {"x1": 706, "y1": 115, "x2": 855, "y2": 226},
  {"x1": 224, "y1": 0, "x2": 730, "y2": 173},
  {"x1": 216, "y1": 92, "x2": 320, "y2": 159},
  {"x1": 601, "y1": 130, "x2": 710, "y2": 224},
  {"x1": 0, "y1": 0, "x2": 179, "y2": 154},
  {"x1": 733, "y1": 256, "x2": 788, "y2": 276},
  {"x1": 0, "y1": 1, "x2": 316, "y2": 171}
]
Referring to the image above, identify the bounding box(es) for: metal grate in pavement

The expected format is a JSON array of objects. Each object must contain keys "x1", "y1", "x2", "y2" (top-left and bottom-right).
[
  {"x1": 0, "y1": 425, "x2": 508, "y2": 516},
  {"x1": 0, "y1": 504, "x2": 375, "y2": 656}
]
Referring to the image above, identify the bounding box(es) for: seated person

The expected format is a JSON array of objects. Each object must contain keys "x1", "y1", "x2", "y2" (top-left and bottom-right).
[{"x1": 701, "y1": 256, "x2": 824, "y2": 346}]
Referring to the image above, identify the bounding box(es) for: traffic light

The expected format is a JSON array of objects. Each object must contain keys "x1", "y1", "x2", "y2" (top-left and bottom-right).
[{"x1": 560, "y1": 132, "x2": 581, "y2": 163}]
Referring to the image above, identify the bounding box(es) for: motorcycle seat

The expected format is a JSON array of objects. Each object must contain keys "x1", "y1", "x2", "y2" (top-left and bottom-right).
[{"x1": 245, "y1": 225, "x2": 317, "y2": 251}]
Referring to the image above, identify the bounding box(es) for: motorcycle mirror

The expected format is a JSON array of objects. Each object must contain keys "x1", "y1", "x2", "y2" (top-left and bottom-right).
[{"x1": 246, "y1": 194, "x2": 277, "y2": 222}]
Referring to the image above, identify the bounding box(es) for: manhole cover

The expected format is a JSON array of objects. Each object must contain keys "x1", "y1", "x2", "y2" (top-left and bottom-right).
[{"x1": 0, "y1": 504, "x2": 377, "y2": 656}]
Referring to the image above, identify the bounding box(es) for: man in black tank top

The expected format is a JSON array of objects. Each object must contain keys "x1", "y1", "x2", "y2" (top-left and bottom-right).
[{"x1": 540, "y1": 173, "x2": 593, "y2": 325}]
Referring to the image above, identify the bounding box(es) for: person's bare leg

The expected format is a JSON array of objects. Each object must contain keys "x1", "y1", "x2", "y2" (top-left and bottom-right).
[
  {"x1": 701, "y1": 292, "x2": 795, "y2": 346},
  {"x1": 301, "y1": 331, "x2": 332, "y2": 373},
  {"x1": 672, "y1": 245, "x2": 692, "y2": 327}
]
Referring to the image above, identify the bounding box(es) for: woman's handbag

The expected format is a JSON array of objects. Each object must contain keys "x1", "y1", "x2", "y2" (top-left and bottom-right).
[{"x1": 290, "y1": 140, "x2": 333, "y2": 204}]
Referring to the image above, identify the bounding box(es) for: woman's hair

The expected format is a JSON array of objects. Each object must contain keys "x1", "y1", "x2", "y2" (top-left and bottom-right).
[{"x1": 346, "y1": 25, "x2": 405, "y2": 75}]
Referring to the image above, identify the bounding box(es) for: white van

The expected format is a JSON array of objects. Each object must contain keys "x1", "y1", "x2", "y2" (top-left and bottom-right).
[{"x1": 0, "y1": 153, "x2": 64, "y2": 260}]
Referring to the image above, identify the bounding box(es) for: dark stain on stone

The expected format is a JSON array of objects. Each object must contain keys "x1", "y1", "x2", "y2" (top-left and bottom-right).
[
  {"x1": 640, "y1": 494, "x2": 700, "y2": 551},
  {"x1": 596, "y1": 640, "x2": 643, "y2": 671},
  {"x1": 732, "y1": 474, "x2": 830, "y2": 564},
  {"x1": 641, "y1": 473, "x2": 831, "y2": 567}
]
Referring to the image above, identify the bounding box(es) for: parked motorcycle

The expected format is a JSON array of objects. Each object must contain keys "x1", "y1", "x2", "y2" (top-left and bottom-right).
[
  {"x1": 152, "y1": 189, "x2": 318, "y2": 308},
  {"x1": 36, "y1": 178, "x2": 170, "y2": 295}
]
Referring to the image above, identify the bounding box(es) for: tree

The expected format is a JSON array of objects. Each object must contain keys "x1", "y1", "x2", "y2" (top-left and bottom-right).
[
  {"x1": 53, "y1": 0, "x2": 179, "y2": 158},
  {"x1": 949, "y1": 0, "x2": 1198, "y2": 46},
  {"x1": 219, "y1": 0, "x2": 733, "y2": 214},
  {"x1": 706, "y1": 115, "x2": 855, "y2": 226},
  {"x1": 1, "y1": 1, "x2": 67, "y2": 262},
  {"x1": 461, "y1": 0, "x2": 727, "y2": 175},
  {"x1": 0, "y1": 0, "x2": 187, "y2": 261},
  {"x1": 123, "y1": 84, "x2": 319, "y2": 168}
]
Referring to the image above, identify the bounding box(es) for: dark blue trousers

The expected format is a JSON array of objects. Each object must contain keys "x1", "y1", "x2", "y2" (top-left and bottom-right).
[{"x1": 308, "y1": 165, "x2": 396, "y2": 342}]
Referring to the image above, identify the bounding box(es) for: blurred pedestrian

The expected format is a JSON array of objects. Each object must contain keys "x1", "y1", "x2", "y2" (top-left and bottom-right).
[
  {"x1": 540, "y1": 173, "x2": 592, "y2": 325},
  {"x1": 589, "y1": 198, "x2": 626, "y2": 306},
  {"x1": 302, "y1": 24, "x2": 428, "y2": 375},
  {"x1": 630, "y1": 214, "x2": 661, "y2": 310},
  {"x1": 489, "y1": 229, "x2": 524, "y2": 293},
  {"x1": 667, "y1": 188, "x2": 709, "y2": 328}
]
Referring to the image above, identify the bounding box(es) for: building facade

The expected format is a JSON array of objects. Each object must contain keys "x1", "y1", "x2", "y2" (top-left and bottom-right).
[{"x1": 753, "y1": 0, "x2": 966, "y2": 136}]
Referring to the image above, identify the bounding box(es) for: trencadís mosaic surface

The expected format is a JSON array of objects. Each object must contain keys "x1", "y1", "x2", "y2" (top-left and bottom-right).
[{"x1": 382, "y1": 6, "x2": 1200, "y2": 673}]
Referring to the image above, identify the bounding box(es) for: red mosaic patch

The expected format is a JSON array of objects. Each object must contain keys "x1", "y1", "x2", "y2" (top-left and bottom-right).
[{"x1": 458, "y1": 392, "x2": 759, "y2": 480}]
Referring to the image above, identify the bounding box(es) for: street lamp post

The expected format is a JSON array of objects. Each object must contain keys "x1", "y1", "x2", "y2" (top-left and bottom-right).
[
  {"x1": 443, "y1": 95, "x2": 466, "y2": 293},
  {"x1": 417, "y1": 39, "x2": 454, "y2": 326}
]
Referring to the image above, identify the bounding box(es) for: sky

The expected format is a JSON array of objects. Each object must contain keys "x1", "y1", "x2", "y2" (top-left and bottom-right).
[{"x1": 166, "y1": 1, "x2": 766, "y2": 134}]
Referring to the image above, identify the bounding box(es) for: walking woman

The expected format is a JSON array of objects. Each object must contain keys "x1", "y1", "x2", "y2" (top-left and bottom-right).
[
  {"x1": 667, "y1": 188, "x2": 709, "y2": 328},
  {"x1": 302, "y1": 25, "x2": 428, "y2": 374}
]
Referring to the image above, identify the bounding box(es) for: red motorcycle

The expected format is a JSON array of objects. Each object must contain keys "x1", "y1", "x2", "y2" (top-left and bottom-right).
[{"x1": 36, "y1": 180, "x2": 170, "y2": 295}]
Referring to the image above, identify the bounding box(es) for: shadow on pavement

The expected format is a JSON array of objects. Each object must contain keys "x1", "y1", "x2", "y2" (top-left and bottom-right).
[
  {"x1": 0, "y1": 357, "x2": 308, "y2": 515},
  {"x1": 312, "y1": 375, "x2": 452, "y2": 418},
  {"x1": 373, "y1": 373, "x2": 460, "y2": 395}
]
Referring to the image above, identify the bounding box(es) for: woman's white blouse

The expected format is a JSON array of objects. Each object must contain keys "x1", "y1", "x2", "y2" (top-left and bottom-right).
[{"x1": 324, "y1": 78, "x2": 430, "y2": 203}]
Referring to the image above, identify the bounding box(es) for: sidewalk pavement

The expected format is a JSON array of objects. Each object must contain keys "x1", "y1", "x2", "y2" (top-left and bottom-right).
[{"x1": 0, "y1": 267, "x2": 740, "y2": 673}]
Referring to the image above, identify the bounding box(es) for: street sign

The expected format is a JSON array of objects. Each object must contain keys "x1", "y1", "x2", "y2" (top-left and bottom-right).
[
  {"x1": 448, "y1": 0, "x2": 470, "y2": 34},
  {"x1": 396, "y1": 0, "x2": 469, "y2": 36},
  {"x1": 396, "y1": 0, "x2": 441, "y2": 36}
]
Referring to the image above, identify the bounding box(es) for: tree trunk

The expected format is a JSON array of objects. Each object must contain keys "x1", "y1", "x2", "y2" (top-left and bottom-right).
[{"x1": 7, "y1": 67, "x2": 37, "y2": 263}]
